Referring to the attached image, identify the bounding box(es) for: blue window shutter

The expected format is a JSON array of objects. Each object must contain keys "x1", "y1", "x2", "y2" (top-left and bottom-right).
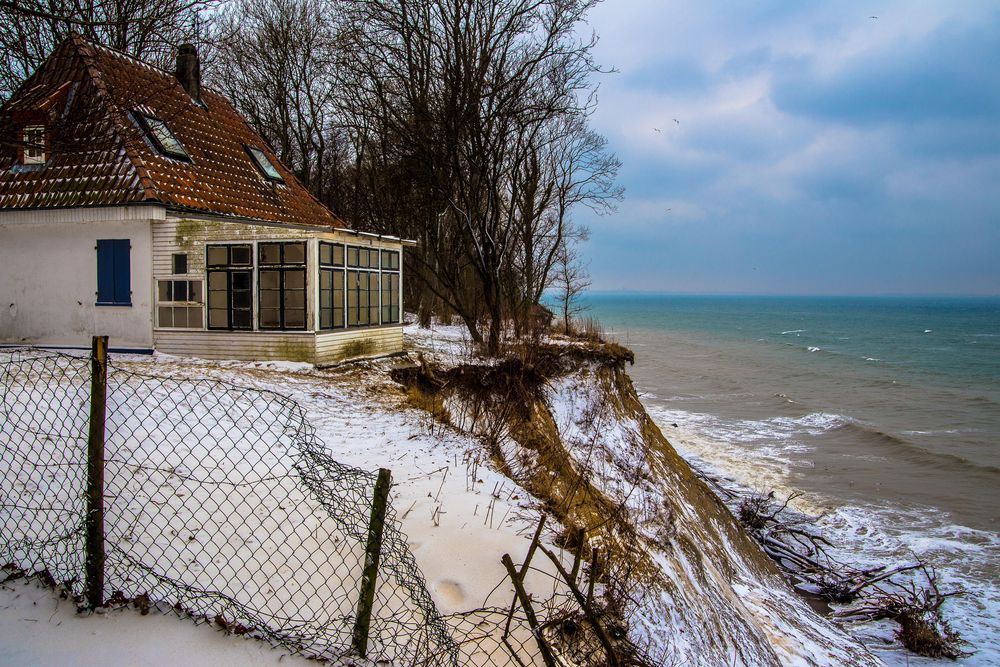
[
  {"x1": 96, "y1": 240, "x2": 115, "y2": 303},
  {"x1": 96, "y1": 239, "x2": 131, "y2": 305},
  {"x1": 113, "y1": 240, "x2": 131, "y2": 304}
]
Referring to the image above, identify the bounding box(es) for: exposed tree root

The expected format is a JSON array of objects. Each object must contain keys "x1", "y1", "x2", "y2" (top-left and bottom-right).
[{"x1": 726, "y1": 487, "x2": 970, "y2": 660}]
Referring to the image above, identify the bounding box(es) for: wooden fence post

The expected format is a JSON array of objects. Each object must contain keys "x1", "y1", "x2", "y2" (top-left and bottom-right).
[
  {"x1": 502, "y1": 553, "x2": 558, "y2": 667},
  {"x1": 85, "y1": 335, "x2": 108, "y2": 609},
  {"x1": 352, "y1": 467, "x2": 392, "y2": 658}
]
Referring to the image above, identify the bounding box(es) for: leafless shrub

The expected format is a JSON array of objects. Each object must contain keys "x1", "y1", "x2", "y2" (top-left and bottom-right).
[{"x1": 837, "y1": 563, "x2": 969, "y2": 659}]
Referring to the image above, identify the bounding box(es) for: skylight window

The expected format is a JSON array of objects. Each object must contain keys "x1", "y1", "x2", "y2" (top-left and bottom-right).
[
  {"x1": 133, "y1": 112, "x2": 189, "y2": 161},
  {"x1": 245, "y1": 145, "x2": 284, "y2": 183}
]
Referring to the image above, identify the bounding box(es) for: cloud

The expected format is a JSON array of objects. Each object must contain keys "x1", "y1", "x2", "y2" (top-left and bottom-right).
[
  {"x1": 578, "y1": 1, "x2": 1000, "y2": 295},
  {"x1": 771, "y1": 15, "x2": 1000, "y2": 125}
]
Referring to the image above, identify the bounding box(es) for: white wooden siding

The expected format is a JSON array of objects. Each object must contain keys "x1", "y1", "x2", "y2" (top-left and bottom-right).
[{"x1": 154, "y1": 326, "x2": 404, "y2": 365}]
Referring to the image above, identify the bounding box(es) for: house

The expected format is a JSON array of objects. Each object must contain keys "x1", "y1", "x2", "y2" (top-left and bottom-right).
[{"x1": 0, "y1": 35, "x2": 409, "y2": 364}]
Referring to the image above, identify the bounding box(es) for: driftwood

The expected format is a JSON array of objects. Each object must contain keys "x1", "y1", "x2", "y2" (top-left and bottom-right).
[{"x1": 729, "y1": 487, "x2": 969, "y2": 659}]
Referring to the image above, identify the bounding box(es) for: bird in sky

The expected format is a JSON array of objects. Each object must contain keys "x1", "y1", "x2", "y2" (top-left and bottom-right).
[
  {"x1": 665, "y1": 208, "x2": 672, "y2": 213},
  {"x1": 869, "y1": 15, "x2": 878, "y2": 19},
  {"x1": 653, "y1": 127, "x2": 662, "y2": 133},
  {"x1": 673, "y1": 118, "x2": 680, "y2": 124}
]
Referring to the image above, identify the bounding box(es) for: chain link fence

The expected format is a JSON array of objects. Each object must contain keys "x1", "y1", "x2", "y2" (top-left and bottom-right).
[
  {"x1": 1, "y1": 343, "x2": 646, "y2": 666},
  {"x1": 0, "y1": 343, "x2": 462, "y2": 665}
]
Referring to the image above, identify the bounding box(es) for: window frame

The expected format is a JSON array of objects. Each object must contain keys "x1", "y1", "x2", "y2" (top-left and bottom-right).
[
  {"x1": 244, "y1": 145, "x2": 285, "y2": 183},
  {"x1": 132, "y1": 111, "x2": 190, "y2": 161},
  {"x1": 21, "y1": 124, "x2": 47, "y2": 165},
  {"x1": 206, "y1": 244, "x2": 253, "y2": 330},
  {"x1": 156, "y1": 278, "x2": 204, "y2": 329},
  {"x1": 172, "y1": 253, "x2": 188, "y2": 275},
  {"x1": 257, "y1": 241, "x2": 307, "y2": 331},
  {"x1": 318, "y1": 241, "x2": 345, "y2": 330}
]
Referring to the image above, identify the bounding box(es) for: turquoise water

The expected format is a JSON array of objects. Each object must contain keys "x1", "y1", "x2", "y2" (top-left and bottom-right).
[
  {"x1": 576, "y1": 293, "x2": 1000, "y2": 665},
  {"x1": 583, "y1": 294, "x2": 1000, "y2": 389}
]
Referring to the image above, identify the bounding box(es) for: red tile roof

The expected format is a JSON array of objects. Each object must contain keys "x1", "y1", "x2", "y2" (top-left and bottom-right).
[{"x1": 0, "y1": 34, "x2": 342, "y2": 229}]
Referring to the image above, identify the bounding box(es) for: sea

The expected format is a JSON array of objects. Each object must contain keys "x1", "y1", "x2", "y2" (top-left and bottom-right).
[{"x1": 580, "y1": 293, "x2": 1000, "y2": 666}]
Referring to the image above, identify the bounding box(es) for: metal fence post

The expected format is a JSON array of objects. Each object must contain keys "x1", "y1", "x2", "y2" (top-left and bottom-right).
[
  {"x1": 85, "y1": 335, "x2": 108, "y2": 609},
  {"x1": 352, "y1": 467, "x2": 392, "y2": 658}
]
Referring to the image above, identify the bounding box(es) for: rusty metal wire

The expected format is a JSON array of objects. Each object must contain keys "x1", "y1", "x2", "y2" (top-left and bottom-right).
[
  {"x1": 0, "y1": 347, "x2": 639, "y2": 666},
  {"x1": 0, "y1": 347, "x2": 459, "y2": 665}
]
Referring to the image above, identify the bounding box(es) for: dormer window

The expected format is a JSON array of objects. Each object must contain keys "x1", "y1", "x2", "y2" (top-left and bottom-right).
[
  {"x1": 244, "y1": 145, "x2": 284, "y2": 183},
  {"x1": 132, "y1": 111, "x2": 190, "y2": 161},
  {"x1": 21, "y1": 125, "x2": 47, "y2": 164}
]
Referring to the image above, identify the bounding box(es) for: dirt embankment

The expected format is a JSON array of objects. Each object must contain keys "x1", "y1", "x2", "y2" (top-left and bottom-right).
[{"x1": 393, "y1": 341, "x2": 882, "y2": 666}]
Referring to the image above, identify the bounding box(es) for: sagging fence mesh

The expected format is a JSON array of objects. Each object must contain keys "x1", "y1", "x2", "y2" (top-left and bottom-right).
[{"x1": 0, "y1": 346, "x2": 464, "y2": 665}]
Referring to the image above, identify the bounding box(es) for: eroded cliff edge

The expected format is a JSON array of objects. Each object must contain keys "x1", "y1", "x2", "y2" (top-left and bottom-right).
[{"x1": 395, "y1": 339, "x2": 881, "y2": 666}]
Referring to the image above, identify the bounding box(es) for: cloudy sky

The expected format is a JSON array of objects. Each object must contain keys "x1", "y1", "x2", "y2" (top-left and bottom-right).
[{"x1": 578, "y1": 1, "x2": 1000, "y2": 295}]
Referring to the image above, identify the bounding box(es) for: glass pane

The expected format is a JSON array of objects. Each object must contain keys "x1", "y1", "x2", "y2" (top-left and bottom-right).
[
  {"x1": 333, "y1": 245, "x2": 344, "y2": 266},
  {"x1": 230, "y1": 245, "x2": 252, "y2": 265},
  {"x1": 260, "y1": 291, "x2": 280, "y2": 308},
  {"x1": 174, "y1": 306, "x2": 188, "y2": 328},
  {"x1": 158, "y1": 281, "x2": 170, "y2": 302},
  {"x1": 173, "y1": 280, "x2": 189, "y2": 302},
  {"x1": 333, "y1": 271, "x2": 343, "y2": 289},
  {"x1": 260, "y1": 308, "x2": 280, "y2": 328},
  {"x1": 284, "y1": 309, "x2": 305, "y2": 328},
  {"x1": 259, "y1": 270, "x2": 280, "y2": 289},
  {"x1": 320, "y1": 310, "x2": 332, "y2": 329},
  {"x1": 188, "y1": 307, "x2": 203, "y2": 329},
  {"x1": 232, "y1": 271, "x2": 251, "y2": 290},
  {"x1": 383, "y1": 306, "x2": 391, "y2": 323},
  {"x1": 190, "y1": 281, "x2": 203, "y2": 302},
  {"x1": 232, "y1": 309, "x2": 252, "y2": 329},
  {"x1": 209, "y1": 309, "x2": 227, "y2": 328},
  {"x1": 285, "y1": 270, "x2": 305, "y2": 289},
  {"x1": 247, "y1": 146, "x2": 283, "y2": 181},
  {"x1": 320, "y1": 271, "x2": 332, "y2": 289},
  {"x1": 207, "y1": 246, "x2": 228, "y2": 267},
  {"x1": 285, "y1": 289, "x2": 305, "y2": 308},
  {"x1": 259, "y1": 243, "x2": 281, "y2": 265},
  {"x1": 348, "y1": 247, "x2": 359, "y2": 267},
  {"x1": 319, "y1": 243, "x2": 333, "y2": 266},
  {"x1": 158, "y1": 306, "x2": 173, "y2": 327},
  {"x1": 172, "y1": 253, "x2": 188, "y2": 274},
  {"x1": 320, "y1": 291, "x2": 332, "y2": 308},
  {"x1": 284, "y1": 242, "x2": 305, "y2": 264},
  {"x1": 232, "y1": 291, "x2": 251, "y2": 309},
  {"x1": 145, "y1": 115, "x2": 188, "y2": 158},
  {"x1": 334, "y1": 308, "x2": 344, "y2": 327}
]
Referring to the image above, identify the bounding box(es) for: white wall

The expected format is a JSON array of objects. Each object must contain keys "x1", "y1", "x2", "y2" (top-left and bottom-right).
[{"x1": 0, "y1": 206, "x2": 158, "y2": 350}]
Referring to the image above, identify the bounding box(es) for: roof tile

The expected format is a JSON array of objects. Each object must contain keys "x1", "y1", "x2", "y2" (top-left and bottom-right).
[{"x1": 0, "y1": 35, "x2": 343, "y2": 229}]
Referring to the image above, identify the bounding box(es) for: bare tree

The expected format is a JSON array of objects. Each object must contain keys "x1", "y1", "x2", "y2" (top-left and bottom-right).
[
  {"x1": 211, "y1": 0, "x2": 345, "y2": 200},
  {"x1": 0, "y1": 0, "x2": 223, "y2": 99},
  {"x1": 336, "y1": 0, "x2": 619, "y2": 354},
  {"x1": 553, "y1": 230, "x2": 592, "y2": 335}
]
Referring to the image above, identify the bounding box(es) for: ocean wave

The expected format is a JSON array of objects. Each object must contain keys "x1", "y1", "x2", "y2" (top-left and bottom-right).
[
  {"x1": 780, "y1": 329, "x2": 806, "y2": 335},
  {"x1": 807, "y1": 346, "x2": 821, "y2": 352},
  {"x1": 831, "y1": 421, "x2": 1000, "y2": 477}
]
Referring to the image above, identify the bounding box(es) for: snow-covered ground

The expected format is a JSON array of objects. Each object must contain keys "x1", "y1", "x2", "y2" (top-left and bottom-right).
[
  {"x1": 0, "y1": 322, "x2": 893, "y2": 665},
  {"x1": 0, "y1": 328, "x2": 561, "y2": 665}
]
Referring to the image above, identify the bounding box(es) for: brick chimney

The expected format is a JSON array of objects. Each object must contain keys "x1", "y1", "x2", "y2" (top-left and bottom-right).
[{"x1": 175, "y1": 43, "x2": 201, "y2": 104}]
